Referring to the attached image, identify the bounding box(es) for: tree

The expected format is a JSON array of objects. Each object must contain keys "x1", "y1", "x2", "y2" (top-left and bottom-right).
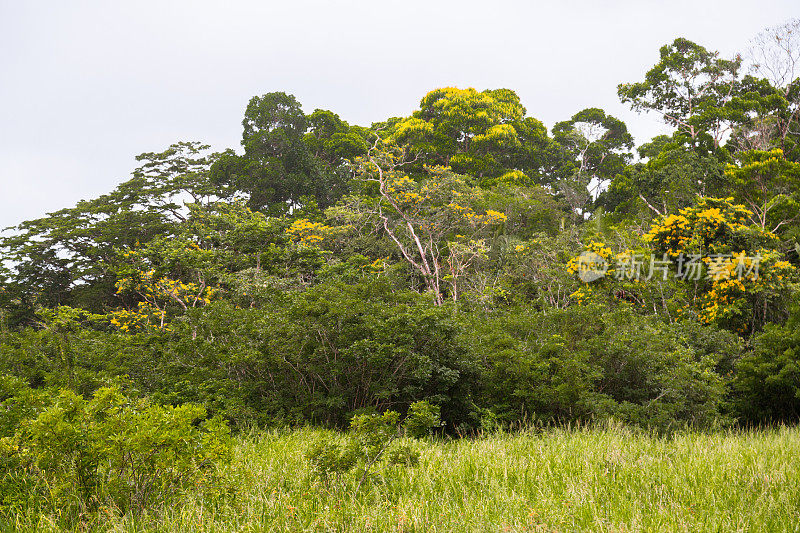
[
  {"x1": 211, "y1": 92, "x2": 318, "y2": 213},
  {"x1": 643, "y1": 197, "x2": 797, "y2": 333},
  {"x1": 211, "y1": 94, "x2": 367, "y2": 213},
  {"x1": 734, "y1": 19, "x2": 800, "y2": 160},
  {"x1": 725, "y1": 148, "x2": 800, "y2": 233},
  {"x1": 618, "y1": 38, "x2": 744, "y2": 150},
  {"x1": 552, "y1": 108, "x2": 633, "y2": 218},
  {"x1": 331, "y1": 140, "x2": 507, "y2": 305},
  {"x1": 127, "y1": 141, "x2": 224, "y2": 214},
  {"x1": 167, "y1": 281, "x2": 477, "y2": 427},
  {"x1": 472, "y1": 306, "x2": 734, "y2": 429},
  {"x1": 389, "y1": 87, "x2": 562, "y2": 186},
  {"x1": 730, "y1": 298, "x2": 800, "y2": 423},
  {"x1": 110, "y1": 239, "x2": 221, "y2": 331},
  {"x1": 0, "y1": 142, "x2": 219, "y2": 312},
  {"x1": 598, "y1": 139, "x2": 727, "y2": 220}
]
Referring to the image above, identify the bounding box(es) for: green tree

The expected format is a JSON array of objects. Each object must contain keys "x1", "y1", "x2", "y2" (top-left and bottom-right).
[
  {"x1": 725, "y1": 148, "x2": 800, "y2": 233},
  {"x1": 730, "y1": 298, "x2": 800, "y2": 423},
  {"x1": 390, "y1": 87, "x2": 562, "y2": 186},
  {"x1": 0, "y1": 142, "x2": 219, "y2": 313},
  {"x1": 740, "y1": 19, "x2": 800, "y2": 160},
  {"x1": 552, "y1": 108, "x2": 633, "y2": 218},
  {"x1": 2, "y1": 386, "x2": 231, "y2": 518},
  {"x1": 211, "y1": 94, "x2": 367, "y2": 213},
  {"x1": 618, "y1": 38, "x2": 744, "y2": 151},
  {"x1": 212, "y1": 92, "x2": 316, "y2": 213},
  {"x1": 599, "y1": 140, "x2": 728, "y2": 220}
]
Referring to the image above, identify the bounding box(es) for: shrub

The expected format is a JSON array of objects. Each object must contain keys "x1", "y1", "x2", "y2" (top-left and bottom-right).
[
  {"x1": 729, "y1": 302, "x2": 800, "y2": 424},
  {"x1": 167, "y1": 280, "x2": 476, "y2": 428},
  {"x1": 0, "y1": 385, "x2": 232, "y2": 522},
  {"x1": 305, "y1": 401, "x2": 441, "y2": 489},
  {"x1": 471, "y1": 306, "x2": 737, "y2": 430}
]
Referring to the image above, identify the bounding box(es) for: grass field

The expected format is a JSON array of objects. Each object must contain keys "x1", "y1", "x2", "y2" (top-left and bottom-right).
[{"x1": 12, "y1": 424, "x2": 800, "y2": 532}]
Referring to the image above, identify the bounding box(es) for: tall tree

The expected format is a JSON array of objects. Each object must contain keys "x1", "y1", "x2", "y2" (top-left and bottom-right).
[
  {"x1": 0, "y1": 142, "x2": 219, "y2": 312},
  {"x1": 618, "y1": 38, "x2": 744, "y2": 150},
  {"x1": 734, "y1": 19, "x2": 800, "y2": 160},
  {"x1": 211, "y1": 94, "x2": 368, "y2": 213},
  {"x1": 389, "y1": 87, "x2": 561, "y2": 187},
  {"x1": 552, "y1": 108, "x2": 633, "y2": 218},
  {"x1": 725, "y1": 148, "x2": 800, "y2": 233},
  {"x1": 211, "y1": 92, "x2": 318, "y2": 213}
]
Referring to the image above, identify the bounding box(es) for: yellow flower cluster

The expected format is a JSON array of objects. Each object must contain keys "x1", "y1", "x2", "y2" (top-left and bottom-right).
[
  {"x1": 393, "y1": 190, "x2": 423, "y2": 205},
  {"x1": 569, "y1": 286, "x2": 593, "y2": 304},
  {"x1": 645, "y1": 198, "x2": 757, "y2": 258},
  {"x1": 483, "y1": 210, "x2": 507, "y2": 224},
  {"x1": 285, "y1": 218, "x2": 334, "y2": 246},
  {"x1": 694, "y1": 207, "x2": 729, "y2": 238},
  {"x1": 643, "y1": 214, "x2": 691, "y2": 256},
  {"x1": 566, "y1": 241, "x2": 613, "y2": 276},
  {"x1": 462, "y1": 208, "x2": 507, "y2": 225},
  {"x1": 387, "y1": 175, "x2": 421, "y2": 206},
  {"x1": 698, "y1": 251, "x2": 797, "y2": 327},
  {"x1": 108, "y1": 302, "x2": 160, "y2": 332}
]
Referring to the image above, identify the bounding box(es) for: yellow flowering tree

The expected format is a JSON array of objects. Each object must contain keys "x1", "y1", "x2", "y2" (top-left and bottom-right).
[
  {"x1": 285, "y1": 218, "x2": 335, "y2": 246},
  {"x1": 643, "y1": 197, "x2": 755, "y2": 258},
  {"x1": 331, "y1": 141, "x2": 507, "y2": 304},
  {"x1": 387, "y1": 87, "x2": 553, "y2": 186},
  {"x1": 565, "y1": 239, "x2": 663, "y2": 310},
  {"x1": 644, "y1": 196, "x2": 797, "y2": 332},
  {"x1": 110, "y1": 248, "x2": 219, "y2": 331}
]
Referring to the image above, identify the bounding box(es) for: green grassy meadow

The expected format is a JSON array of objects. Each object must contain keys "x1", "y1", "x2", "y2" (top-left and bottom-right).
[{"x1": 9, "y1": 425, "x2": 800, "y2": 532}]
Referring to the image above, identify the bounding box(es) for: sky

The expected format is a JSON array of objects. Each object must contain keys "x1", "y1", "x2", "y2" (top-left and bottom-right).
[{"x1": 1, "y1": 0, "x2": 798, "y2": 231}]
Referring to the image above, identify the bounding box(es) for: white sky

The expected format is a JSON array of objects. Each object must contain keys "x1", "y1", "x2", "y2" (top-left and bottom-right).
[{"x1": 1, "y1": 0, "x2": 798, "y2": 230}]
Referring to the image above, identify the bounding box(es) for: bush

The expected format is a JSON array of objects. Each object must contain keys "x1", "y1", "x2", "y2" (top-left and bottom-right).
[
  {"x1": 165, "y1": 280, "x2": 476, "y2": 428},
  {"x1": 729, "y1": 302, "x2": 800, "y2": 424},
  {"x1": 471, "y1": 306, "x2": 738, "y2": 430},
  {"x1": 305, "y1": 401, "x2": 441, "y2": 488},
  {"x1": 0, "y1": 385, "x2": 232, "y2": 523}
]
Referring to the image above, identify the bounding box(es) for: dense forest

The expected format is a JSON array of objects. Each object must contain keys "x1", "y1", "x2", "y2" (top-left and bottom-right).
[
  {"x1": 3, "y1": 26, "x2": 800, "y2": 433},
  {"x1": 3, "y1": 21, "x2": 800, "y2": 521},
  {"x1": 3, "y1": 18, "x2": 800, "y2": 527}
]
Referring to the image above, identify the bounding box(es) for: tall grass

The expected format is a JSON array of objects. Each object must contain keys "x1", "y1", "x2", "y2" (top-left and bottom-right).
[{"x1": 8, "y1": 424, "x2": 800, "y2": 532}]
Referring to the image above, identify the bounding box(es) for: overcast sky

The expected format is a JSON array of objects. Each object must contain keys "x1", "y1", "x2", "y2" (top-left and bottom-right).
[{"x1": 1, "y1": 0, "x2": 798, "y2": 230}]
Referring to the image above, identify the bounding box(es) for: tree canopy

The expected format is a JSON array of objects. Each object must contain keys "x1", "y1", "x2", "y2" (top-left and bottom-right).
[{"x1": 3, "y1": 22, "x2": 800, "y2": 440}]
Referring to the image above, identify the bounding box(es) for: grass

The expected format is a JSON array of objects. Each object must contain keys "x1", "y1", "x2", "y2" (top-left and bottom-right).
[{"x1": 9, "y1": 424, "x2": 800, "y2": 532}]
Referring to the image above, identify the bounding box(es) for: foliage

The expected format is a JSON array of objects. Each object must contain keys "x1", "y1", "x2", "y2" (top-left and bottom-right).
[
  {"x1": 617, "y1": 37, "x2": 745, "y2": 150},
  {"x1": 389, "y1": 87, "x2": 566, "y2": 186},
  {"x1": 552, "y1": 108, "x2": 634, "y2": 217},
  {"x1": 0, "y1": 385, "x2": 231, "y2": 523},
  {"x1": 598, "y1": 142, "x2": 728, "y2": 220},
  {"x1": 0, "y1": 142, "x2": 220, "y2": 314},
  {"x1": 643, "y1": 196, "x2": 798, "y2": 332},
  {"x1": 471, "y1": 306, "x2": 737, "y2": 431},
  {"x1": 724, "y1": 148, "x2": 800, "y2": 233},
  {"x1": 305, "y1": 402, "x2": 440, "y2": 488},
  {"x1": 153, "y1": 280, "x2": 477, "y2": 428},
  {"x1": 729, "y1": 299, "x2": 800, "y2": 423},
  {"x1": 210, "y1": 92, "x2": 367, "y2": 213},
  {"x1": 3, "y1": 21, "x2": 800, "y2": 447},
  {"x1": 333, "y1": 144, "x2": 508, "y2": 304}
]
